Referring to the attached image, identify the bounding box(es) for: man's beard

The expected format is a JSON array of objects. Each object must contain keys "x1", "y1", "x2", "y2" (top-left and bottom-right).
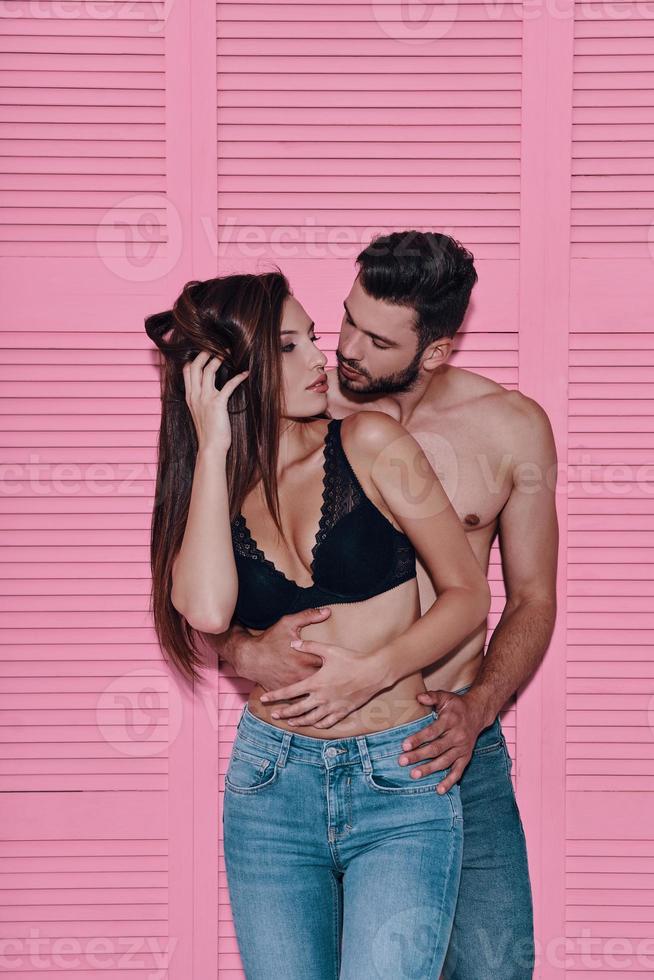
[{"x1": 337, "y1": 343, "x2": 425, "y2": 396}]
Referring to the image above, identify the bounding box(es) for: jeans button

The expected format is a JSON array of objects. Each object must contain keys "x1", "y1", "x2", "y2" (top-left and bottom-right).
[{"x1": 325, "y1": 747, "x2": 338, "y2": 757}]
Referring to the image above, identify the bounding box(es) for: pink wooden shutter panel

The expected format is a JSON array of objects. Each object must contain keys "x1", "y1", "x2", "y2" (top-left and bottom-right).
[
  {"x1": 217, "y1": 0, "x2": 522, "y2": 260},
  {"x1": 572, "y1": 1, "x2": 654, "y2": 258},
  {"x1": 2, "y1": 0, "x2": 653, "y2": 977},
  {"x1": 564, "y1": 1, "x2": 654, "y2": 971},
  {"x1": 1, "y1": 10, "x2": 168, "y2": 257},
  {"x1": 0, "y1": 2, "x2": 200, "y2": 977}
]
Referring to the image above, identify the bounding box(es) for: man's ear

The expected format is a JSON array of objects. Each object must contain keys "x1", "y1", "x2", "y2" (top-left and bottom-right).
[{"x1": 422, "y1": 338, "x2": 453, "y2": 370}]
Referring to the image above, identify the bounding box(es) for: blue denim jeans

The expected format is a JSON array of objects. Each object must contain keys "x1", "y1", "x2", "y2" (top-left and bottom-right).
[
  {"x1": 442, "y1": 684, "x2": 535, "y2": 980},
  {"x1": 223, "y1": 704, "x2": 464, "y2": 979}
]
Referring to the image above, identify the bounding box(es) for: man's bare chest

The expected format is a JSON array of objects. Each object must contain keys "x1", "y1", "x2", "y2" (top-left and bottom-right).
[
  {"x1": 406, "y1": 425, "x2": 512, "y2": 531},
  {"x1": 330, "y1": 395, "x2": 513, "y2": 531}
]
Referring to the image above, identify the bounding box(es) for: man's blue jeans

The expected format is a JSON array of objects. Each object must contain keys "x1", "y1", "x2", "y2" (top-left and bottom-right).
[
  {"x1": 223, "y1": 704, "x2": 464, "y2": 979},
  {"x1": 442, "y1": 684, "x2": 535, "y2": 980}
]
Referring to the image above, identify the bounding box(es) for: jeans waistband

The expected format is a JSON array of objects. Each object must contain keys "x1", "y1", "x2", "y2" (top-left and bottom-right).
[{"x1": 237, "y1": 703, "x2": 440, "y2": 766}]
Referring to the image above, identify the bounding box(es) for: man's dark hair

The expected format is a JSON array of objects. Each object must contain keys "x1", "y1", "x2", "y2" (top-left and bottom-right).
[{"x1": 355, "y1": 231, "x2": 478, "y2": 348}]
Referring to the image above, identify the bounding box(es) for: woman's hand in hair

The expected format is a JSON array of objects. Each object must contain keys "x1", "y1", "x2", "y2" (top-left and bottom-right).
[{"x1": 182, "y1": 350, "x2": 249, "y2": 455}]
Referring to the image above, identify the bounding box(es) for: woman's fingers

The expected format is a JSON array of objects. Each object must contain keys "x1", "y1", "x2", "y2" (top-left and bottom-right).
[
  {"x1": 218, "y1": 369, "x2": 249, "y2": 401},
  {"x1": 188, "y1": 349, "x2": 253, "y2": 398},
  {"x1": 183, "y1": 350, "x2": 212, "y2": 404},
  {"x1": 277, "y1": 702, "x2": 326, "y2": 726},
  {"x1": 191, "y1": 349, "x2": 213, "y2": 392},
  {"x1": 260, "y1": 679, "x2": 310, "y2": 703},
  {"x1": 313, "y1": 712, "x2": 345, "y2": 729},
  {"x1": 270, "y1": 695, "x2": 319, "y2": 720},
  {"x1": 200, "y1": 353, "x2": 223, "y2": 396}
]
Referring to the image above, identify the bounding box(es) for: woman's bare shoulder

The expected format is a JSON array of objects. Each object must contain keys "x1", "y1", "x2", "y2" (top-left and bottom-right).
[{"x1": 340, "y1": 410, "x2": 408, "y2": 456}]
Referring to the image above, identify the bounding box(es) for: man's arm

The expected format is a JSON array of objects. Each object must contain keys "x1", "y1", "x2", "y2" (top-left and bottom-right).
[
  {"x1": 401, "y1": 394, "x2": 559, "y2": 789},
  {"x1": 466, "y1": 395, "x2": 559, "y2": 727},
  {"x1": 206, "y1": 619, "x2": 257, "y2": 679}
]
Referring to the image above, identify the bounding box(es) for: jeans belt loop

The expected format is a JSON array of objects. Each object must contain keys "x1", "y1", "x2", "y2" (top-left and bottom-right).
[
  {"x1": 276, "y1": 731, "x2": 292, "y2": 768},
  {"x1": 355, "y1": 735, "x2": 373, "y2": 774}
]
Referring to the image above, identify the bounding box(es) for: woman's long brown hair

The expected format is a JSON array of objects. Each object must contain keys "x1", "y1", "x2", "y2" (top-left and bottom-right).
[{"x1": 144, "y1": 271, "x2": 296, "y2": 685}]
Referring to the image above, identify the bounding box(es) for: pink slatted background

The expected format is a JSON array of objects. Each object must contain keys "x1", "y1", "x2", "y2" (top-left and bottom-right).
[{"x1": 1, "y1": 0, "x2": 652, "y2": 977}]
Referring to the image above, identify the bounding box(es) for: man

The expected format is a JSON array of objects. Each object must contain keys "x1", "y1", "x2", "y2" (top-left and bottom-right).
[{"x1": 215, "y1": 231, "x2": 558, "y2": 979}]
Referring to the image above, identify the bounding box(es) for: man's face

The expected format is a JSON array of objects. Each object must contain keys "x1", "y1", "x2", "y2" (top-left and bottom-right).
[{"x1": 336, "y1": 276, "x2": 428, "y2": 395}]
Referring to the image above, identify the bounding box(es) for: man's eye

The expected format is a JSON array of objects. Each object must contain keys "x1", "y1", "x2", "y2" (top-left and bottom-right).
[{"x1": 372, "y1": 340, "x2": 389, "y2": 350}]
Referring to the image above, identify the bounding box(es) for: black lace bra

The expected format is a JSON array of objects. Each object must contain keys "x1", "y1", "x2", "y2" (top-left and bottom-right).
[{"x1": 230, "y1": 417, "x2": 417, "y2": 630}]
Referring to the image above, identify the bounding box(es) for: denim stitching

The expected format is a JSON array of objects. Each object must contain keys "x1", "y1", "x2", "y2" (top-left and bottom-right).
[
  {"x1": 501, "y1": 739, "x2": 528, "y2": 836},
  {"x1": 502, "y1": 736, "x2": 513, "y2": 778},
  {"x1": 427, "y1": 819, "x2": 457, "y2": 978},
  {"x1": 357, "y1": 729, "x2": 450, "y2": 795},
  {"x1": 446, "y1": 784, "x2": 462, "y2": 827},
  {"x1": 237, "y1": 707, "x2": 439, "y2": 759},
  {"x1": 345, "y1": 773, "x2": 353, "y2": 830},
  {"x1": 320, "y1": 764, "x2": 343, "y2": 872},
  {"x1": 224, "y1": 772, "x2": 278, "y2": 795},
  {"x1": 472, "y1": 739, "x2": 504, "y2": 756},
  {"x1": 328, "y1": 871, "x2": 341, "y2": 979},
  {"x1": 368, "y1": 744, "x2": 437, "y2": 763},
  {"x1": 224, "y1": 748, "x2": 280, "y2": 795},
  {"x1": 364, "y1": 767, "x2": 454, "y2": 796},
  {"x1": 234, "y1": 730, "x2": 283, "y2": 757},
  {"x1": 230, "y1": 744, "x2": 271, "y2": 769}
]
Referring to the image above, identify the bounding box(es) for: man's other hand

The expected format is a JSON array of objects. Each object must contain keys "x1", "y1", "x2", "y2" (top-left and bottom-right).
[{"x1": 397, "y1": 688, "x2": 491, "y2": 795}]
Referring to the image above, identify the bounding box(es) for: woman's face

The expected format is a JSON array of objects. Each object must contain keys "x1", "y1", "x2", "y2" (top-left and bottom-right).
[{"x1": 279, "y1": 295, "x2": 329, "y2": 419}]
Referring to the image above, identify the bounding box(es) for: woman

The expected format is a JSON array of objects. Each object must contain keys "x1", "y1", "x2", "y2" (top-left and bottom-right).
[{"x1": 145, "y1": 271, "x2": 490, "y2": 979}]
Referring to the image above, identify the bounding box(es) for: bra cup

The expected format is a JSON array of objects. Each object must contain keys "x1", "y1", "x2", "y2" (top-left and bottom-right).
[
  {"x1": 312, "y1": 501, "x2": 396, "y2": 596},
  {"x1": 233, "y1": 556, "x2": 299, "y2": 631}
]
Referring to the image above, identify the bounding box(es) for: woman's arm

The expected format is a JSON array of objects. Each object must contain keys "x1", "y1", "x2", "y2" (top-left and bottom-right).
[
  {"x1": 170, "y1": 350, "x2": 249, "y2": 633},
  {"x1": 260, "y1": 411, "x2": 491, "y2": 726},
  {"x1": 351, "y1": 411, "x2": 491, "y2": 688},
  {"x1": 171, "y1": 444, "x2": 236, "y2": 633}
]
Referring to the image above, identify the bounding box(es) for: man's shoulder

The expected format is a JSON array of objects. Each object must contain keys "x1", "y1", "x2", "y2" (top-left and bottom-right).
[
  {"x1": 450, "y1": 365, "x2": 511, "y2": 404},
  {"x1": 488, "y1": 387, "x2": 557, "y2": 469},
  {"x1": 502, "y1": 387, "x2": 554, "y2": 436},
  {"x1": 454, "y1": 367, "x2": 552, "y2": 428}
]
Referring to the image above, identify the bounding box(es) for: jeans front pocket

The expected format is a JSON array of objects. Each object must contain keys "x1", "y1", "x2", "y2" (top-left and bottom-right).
[
  {"x1": 365, "y1": 751, "x2": 451, "y2": 796},
  {"x1": 224, "y1": 741, "x2": 279, "y2": 795},
  {"x1": 364, "y1": 754, "x2": 462, "y2": 828},
  {"x1": 471, "y1": 716, "x2": 504, "y2": 756}
]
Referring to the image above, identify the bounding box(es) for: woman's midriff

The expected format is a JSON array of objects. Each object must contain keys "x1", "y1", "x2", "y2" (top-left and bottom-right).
[{"x1": 245, "y1": 577, "x2": 435, "y2": 739}]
